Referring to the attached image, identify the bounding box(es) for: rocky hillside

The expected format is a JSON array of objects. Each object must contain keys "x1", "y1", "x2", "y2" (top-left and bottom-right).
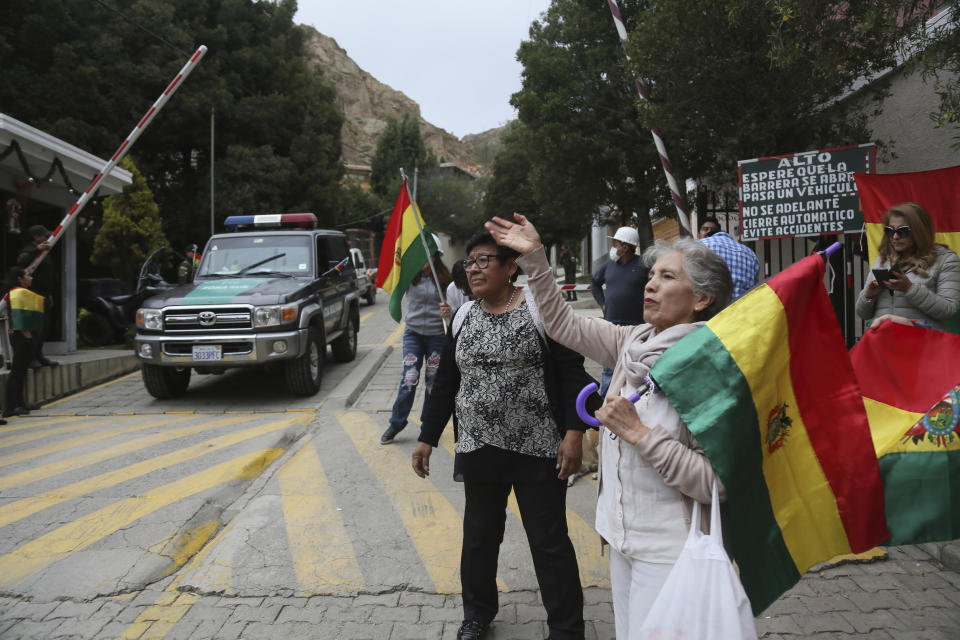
[{"x1": 302, "y1": 26, "x2": 496, "y2": 173}]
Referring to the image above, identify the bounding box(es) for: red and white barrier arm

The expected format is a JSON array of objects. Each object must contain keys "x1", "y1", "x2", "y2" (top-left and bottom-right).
[
  {"x1": 605, "y1": 1, "x2": 691, "y2": 234},
  {"x1": 22, "y1": 45, "x2": 208, "y2": 280}
]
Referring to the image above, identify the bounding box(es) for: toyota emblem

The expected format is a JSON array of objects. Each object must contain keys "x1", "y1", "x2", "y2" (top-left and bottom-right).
[{"x1": 198, "y1": 311, "x2": 216, "y2": 326}]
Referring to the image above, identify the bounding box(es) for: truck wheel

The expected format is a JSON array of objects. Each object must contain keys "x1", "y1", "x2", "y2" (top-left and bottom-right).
[
  {"x1": 79, "y1": 313, "x2": 115, "y2": 346},
  {"x1": 365, "y1": 286, "x2": 376, "y2": 305},
  {"x1": 331, "y1": 314, "x2": 358, "y2": 363},
  {"x1": 285, "y1": 327, "x2": 323, "y2": 395},
  {"x1": 142, "y1": 364, "x2": 191, "y2": 399}
]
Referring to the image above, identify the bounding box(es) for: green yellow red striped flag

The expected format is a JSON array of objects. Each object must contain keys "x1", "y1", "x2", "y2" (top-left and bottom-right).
[
  {"x1": 850, "y1": 322, "x2": 960, "y2": 545},
  {"x1": 374, "y1": 179, "x2": 438, "y2": 322},
  {"x1": 854, "y1": 166, "x2": 960, "y2": 332},
  {"x1": 8, "y1": 287, "x2": 45, "y2": 332},
  {"x1": 650, "y1": 253, "x2": 888, "y2": 614}
]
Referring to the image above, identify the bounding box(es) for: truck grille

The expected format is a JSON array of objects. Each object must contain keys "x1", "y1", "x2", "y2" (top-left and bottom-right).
[{"x1": 163, "y1": 307, "x2": 251, "y2": 331}]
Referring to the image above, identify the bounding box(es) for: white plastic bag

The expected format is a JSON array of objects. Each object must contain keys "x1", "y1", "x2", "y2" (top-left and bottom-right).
[{"x1": 638, "y1": 480, "x2": 757, "y2": 640}]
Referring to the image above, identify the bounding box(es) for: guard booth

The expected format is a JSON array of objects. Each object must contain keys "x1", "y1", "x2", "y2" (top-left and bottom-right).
[{"x1": 0, "y1": 114, "x2": 132, "y2": 355}]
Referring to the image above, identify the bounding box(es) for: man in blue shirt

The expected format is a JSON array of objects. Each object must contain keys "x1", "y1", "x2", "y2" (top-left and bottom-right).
[
  {"x1": 699, "y1": 230, "x2": 760, "y2": 300},
  {"x1": 591, "y1": 226, "x2": 648, "y2": 396}
]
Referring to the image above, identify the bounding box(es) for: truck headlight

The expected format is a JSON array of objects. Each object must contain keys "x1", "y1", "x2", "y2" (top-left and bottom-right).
[
  {"x1": 137, "y1": 309, "x2": 163, "y2": 330},
  {"x1": 253, "y1": 305, "x2": 297, "y2": 328}
]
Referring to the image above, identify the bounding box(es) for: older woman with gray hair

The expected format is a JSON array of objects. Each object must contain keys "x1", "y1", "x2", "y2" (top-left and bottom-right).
[{"x1": 487, "y1": 213, "x2": 734, "y2": 639}]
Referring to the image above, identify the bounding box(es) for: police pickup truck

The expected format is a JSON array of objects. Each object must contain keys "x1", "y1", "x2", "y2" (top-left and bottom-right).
[{"x1": 134, "y1": 213, "x2": 359, "y2": 398}]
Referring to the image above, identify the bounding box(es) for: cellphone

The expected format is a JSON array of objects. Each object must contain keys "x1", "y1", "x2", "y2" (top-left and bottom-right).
[{"x1": 872, "y1": 269, "x2": 894, "y2": 282}]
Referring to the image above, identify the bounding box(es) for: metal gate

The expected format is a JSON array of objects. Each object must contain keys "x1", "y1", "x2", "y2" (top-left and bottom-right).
[{"x1": 697, "y1": 188, "x2": 869, "y2": 346}]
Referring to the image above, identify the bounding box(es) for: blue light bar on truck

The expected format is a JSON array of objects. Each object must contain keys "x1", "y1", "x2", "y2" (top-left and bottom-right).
[{"x1": 223, "y1": 213, "x2": 318, "y2": 231}]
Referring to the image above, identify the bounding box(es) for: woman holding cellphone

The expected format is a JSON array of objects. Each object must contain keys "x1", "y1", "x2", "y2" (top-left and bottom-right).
[{"x1": 856, "y1": 202, "x2": 960, "y2": 330}]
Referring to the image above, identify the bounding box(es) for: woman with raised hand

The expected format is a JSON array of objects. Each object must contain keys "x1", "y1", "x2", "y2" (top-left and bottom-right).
[
  {"x1": 856, "y1": 202, "x2": 960, "y2": 331},
  {"x1": 486, "y1": 213, "x2": 733, "y2": 638},
  {"x1": 412, "y1": 230, "x2": 594, "y2": 640}
]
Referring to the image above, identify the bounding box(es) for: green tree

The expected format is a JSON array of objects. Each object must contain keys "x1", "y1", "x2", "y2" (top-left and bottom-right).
[
  {"x1": 483, "y1": 122, "x2": 538, "y2": 218},
  {"x1": 340, "y1": 183, "x2": 389, "y2": 229},
  {"x1": 511, "y1": 0, "x2": 665, "y2": 248},
  {"x1": 416, "y1": 171, "x2": 486, "y2": 243},
  {"x1": 369, "y1": 112, "x2": 438, "y2": 201},
  {"x1": 91, "y1": 157, "x2": 169, "y2": 288},
  {"x1": 624, "y1": 0, "x2": 923, "y2": 185},
  {"x1": 901, "y1": 1, "x2": 960, "y2": 147},
  {"x1": 0, "y1": 0, "x2": 344, "y2": 248}
]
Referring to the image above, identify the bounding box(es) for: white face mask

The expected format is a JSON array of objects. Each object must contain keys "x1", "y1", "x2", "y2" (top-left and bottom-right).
[{"x1": 609, "y1": 247, "x2": 619, "y2": 262}]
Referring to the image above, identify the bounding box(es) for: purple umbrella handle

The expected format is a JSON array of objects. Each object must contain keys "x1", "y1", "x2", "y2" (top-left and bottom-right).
[
  {"x1": 576, "y1": 382, "x2": 644, "y2": 428},
  {"x1": 820, "y1": 242, "x2": 842, "y2": 257}
]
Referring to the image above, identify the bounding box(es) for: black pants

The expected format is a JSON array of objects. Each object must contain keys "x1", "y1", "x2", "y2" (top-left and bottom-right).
[
  {"x1": 6, "y1": 332, "x2": 32, "y2": 411},
  {"x1": 563, "y1": 271, "x2": 577, "y2": 301},
  {"x1": 461, "y1": 478, "x2": 584, "y2": 640}
]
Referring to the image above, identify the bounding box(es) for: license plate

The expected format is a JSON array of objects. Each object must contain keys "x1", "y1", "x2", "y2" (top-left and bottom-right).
[{"x1": 192, "y1": 345, "x2": 222, "y2": 361}]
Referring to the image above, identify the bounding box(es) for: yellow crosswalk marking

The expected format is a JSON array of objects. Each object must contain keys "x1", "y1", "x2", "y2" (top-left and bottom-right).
[
  {"x1": 359, "y1": 311, "x2": 375, "y2": 325},
  {"x1": 0, "y1": 415, "x2": 196, "y2": 469},
  {"x1": 0, "y1": 415, "x2": 95, "y2": 436},
  {"x1": 119, "y1": 591, "x2": 199, "y2": 640},
  {"x1": 117, "y1": 509, "x2": 246, "y2": 639},
  {"x1": 0, "y1": 414, "x2": 308, "y2": 528},
  {"x1": 0, "y1": 415, "x2": 119, "y2": 448},
  {"x1": 0, "y1": 415, "x2": 206, "y2": 489},
  {"x1": 386, "y1": 321, "x2": 405, "y2": 347},
  {"x1": 338, "y1": 410, "x2": 463, "y2": 593},
  {"x1": 0, "y1": 448, "x2": 284, "y2": 589},
  {"x1": 278, "y1": 440, "x2": 365, "y2": 594}
]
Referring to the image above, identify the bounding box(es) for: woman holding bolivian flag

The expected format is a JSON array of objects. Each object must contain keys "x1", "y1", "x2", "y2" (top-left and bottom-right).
[
  {"x1": 4, "y1": 266, "x2": 46, "y2": 419},
  {"x1": 487, "y1": 213, "x2": 735, "y2": 638}
]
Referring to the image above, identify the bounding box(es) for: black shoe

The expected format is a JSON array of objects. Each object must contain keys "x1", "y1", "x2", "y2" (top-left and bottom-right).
[
  {"x1": 0, "y1": 418, "x2": 6, "y2": 425},
  {"x1": 28, "y1": 360, "x2": 43, "y2": 369},
  {"x1": 380, "y1": 425, "x2": 403, "y2": 444},
  {"x1": 38, "y1": 357, "x2": 59, "y2": 367},
  {"x1": 456, "y1": 620, "x2": 489, "y2": 640},
  {"x1": 3, "y1": 407, "x2": 29, "y2": 417},
  {"x1": 25, "y1": 403, "x2": 41, "y2": 411}
]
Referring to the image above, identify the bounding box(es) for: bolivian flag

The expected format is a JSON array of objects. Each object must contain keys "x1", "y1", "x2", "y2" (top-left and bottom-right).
[
  {"x1": 854, "y1": 165, "x2": 960, "y2": 333},
  {"x1": 650, "y1": 253, "x2": 888, "y2": 615},
  {"x1": 374, "y1": 179, "x2": 438, "y2": 322},
  {"x1": 8, "y1": 287, "x2": 45, "y2": 332},
  {"x1": 850, "y1": 322, "x2": 960, "y2": 545}
]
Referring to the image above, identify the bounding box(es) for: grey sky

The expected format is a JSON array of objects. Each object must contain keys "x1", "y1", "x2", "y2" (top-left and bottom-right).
[{"x1": 294, "y1": 0, "x2": 552, "y2": 139}]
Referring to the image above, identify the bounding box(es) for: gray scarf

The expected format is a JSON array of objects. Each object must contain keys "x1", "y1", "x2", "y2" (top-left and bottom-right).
[{"x1": 620, "y1": 322, "x2": 704, "y2": 393}]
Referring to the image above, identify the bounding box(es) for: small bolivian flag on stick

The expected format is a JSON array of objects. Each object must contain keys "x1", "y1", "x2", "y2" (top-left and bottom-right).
[
  {"x1": 650, "y1": 253, "x2": 889, "y2": 615},
  {"x1": 375, "y1": 179, "x2": 438, "y2": 322}
]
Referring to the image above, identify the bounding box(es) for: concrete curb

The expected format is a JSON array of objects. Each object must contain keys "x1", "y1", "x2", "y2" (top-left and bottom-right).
[{"x1": 322, "y1": 344, "x2": 393, "y2": 410}]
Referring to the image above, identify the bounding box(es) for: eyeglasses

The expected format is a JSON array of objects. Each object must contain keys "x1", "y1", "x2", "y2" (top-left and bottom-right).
[
  {"x1": 463, "y1": 254, "x2": 498, "y2": 270},
  {"x1": 884, "y1": 225, "x2": 912, "y2": 238}
]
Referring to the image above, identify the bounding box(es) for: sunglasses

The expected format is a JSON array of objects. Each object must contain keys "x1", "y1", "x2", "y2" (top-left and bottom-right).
[{"x1": 884, "y1": 225, "x2": 911, "y2": 238}]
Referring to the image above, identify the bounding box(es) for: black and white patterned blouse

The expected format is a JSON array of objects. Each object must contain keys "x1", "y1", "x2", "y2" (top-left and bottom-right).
[{"x1": 454, "y1": 300, "x2": 560, "y2": 458}]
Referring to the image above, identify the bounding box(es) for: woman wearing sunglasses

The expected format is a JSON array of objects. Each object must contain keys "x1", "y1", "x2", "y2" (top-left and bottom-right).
[{"x1": 856, "y1": 202, "x2": 960, "y2": 331}]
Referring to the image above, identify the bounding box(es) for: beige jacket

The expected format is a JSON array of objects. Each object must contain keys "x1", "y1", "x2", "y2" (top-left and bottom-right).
[{"x1": 517, "y1": 247, "x2": 725, "y2": 550}]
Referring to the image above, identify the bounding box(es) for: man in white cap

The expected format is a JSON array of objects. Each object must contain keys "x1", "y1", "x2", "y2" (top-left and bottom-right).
[{"x1": 591, "y1": 226, "x2": 648, "y2": 396}]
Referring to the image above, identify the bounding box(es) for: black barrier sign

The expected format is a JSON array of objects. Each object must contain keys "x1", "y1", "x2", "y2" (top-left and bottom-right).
[{"x1": 738, "y1": 144, "x2": 874, "y2": 240}]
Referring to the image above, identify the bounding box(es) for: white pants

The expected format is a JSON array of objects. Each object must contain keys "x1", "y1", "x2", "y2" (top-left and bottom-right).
[{"x1": 609, "y1": 547, "x2": 673, "y2": 639}]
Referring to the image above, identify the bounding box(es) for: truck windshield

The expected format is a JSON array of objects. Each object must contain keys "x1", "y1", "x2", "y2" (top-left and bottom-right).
[{"x1": 197, "y1": 235, "x2": 312, "y2": 277}]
